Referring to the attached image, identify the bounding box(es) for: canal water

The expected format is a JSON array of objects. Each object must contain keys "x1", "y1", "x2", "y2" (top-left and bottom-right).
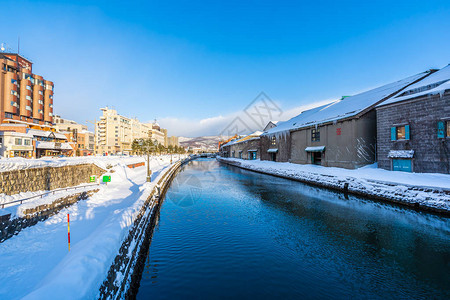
[{"x1": 137, "y1": 158, "x2": 450, "y2": 299}]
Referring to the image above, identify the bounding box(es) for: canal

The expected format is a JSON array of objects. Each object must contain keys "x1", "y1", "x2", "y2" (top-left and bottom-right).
[{"x1": 136, "y1": 158, "x2": 450, "y2": 299}]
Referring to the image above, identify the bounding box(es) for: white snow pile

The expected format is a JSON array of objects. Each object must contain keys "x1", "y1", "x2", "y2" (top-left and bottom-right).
[
  {"x1": 218, "y1": 157, "x2": 450, "y2": 212},
  {"x1": 0, "y1": 155, "x2": 187, "y2": 300},
  {"x1": 264, "y1": 71, "x2": 430, "y2": 135}
]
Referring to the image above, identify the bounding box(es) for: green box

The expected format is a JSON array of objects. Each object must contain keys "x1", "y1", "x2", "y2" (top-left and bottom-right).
[
  {"x1": 102, "y1": 175, "x2": 111, "y2": 183},
  {"x1": 89, "y1": 175, "x2": 96, "y2": 182}
]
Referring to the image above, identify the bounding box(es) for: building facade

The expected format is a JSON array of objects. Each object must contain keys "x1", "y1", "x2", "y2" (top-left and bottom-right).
[
  {"x1": 260, "y1": 70, "x2": 432, "y2": 169},
  {"x1": 1, "y1": 53, "x2": 54, "y2": 130},
  {"x1": 376, "y1": 66, "x2": 450, "y2": 173},
  {"x1": 0, "y1": 131, "x2": 33, "y2": 158},
  {"x1": 95, "y1": 108, "x2": 169, "y2": 155}
]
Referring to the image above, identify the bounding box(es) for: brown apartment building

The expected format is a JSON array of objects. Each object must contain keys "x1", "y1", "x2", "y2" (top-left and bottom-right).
[{"x1": 0, "y1": 53, "x2": 54, "y2": 130}]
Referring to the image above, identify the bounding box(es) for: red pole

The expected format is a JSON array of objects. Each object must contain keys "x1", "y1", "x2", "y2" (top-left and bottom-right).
[{"x1": 67, "y1": 213, "x2": 71, "y2": 251}]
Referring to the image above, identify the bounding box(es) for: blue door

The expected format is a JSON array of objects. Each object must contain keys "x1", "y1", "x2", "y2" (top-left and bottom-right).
[{"x1": 392, "y1": 159, "x2": 412, "y2": 172}]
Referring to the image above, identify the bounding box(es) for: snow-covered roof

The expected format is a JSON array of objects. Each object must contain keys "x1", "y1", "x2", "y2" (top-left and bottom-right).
[
  {"x1": 0, "y1": 131, "x2": 32, "y2": 138},
  {"x1": 27, "y1": 129, "x2": 67, "y2": 140},
  {"x1": 264, "y1": 71, "x2": 429, "y2": 135},
  {"x1": 223, "y1": 131, "x2": 263, "y2": 147},
  {"x1": 388, "y1": 150, "x2": 414, "y2": 158},
  {"x1": 35, "y1": 141, "x2": 73, "y2": 150},
  {"x1": 379, "y1": 65, "x2": 450, "y2": 106},
  {"x1": 305, "y1": 146, "x2": 326, "y2": 152}
]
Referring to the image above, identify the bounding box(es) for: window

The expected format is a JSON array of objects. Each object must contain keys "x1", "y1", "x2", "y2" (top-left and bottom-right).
[
  {"x1": 437, "y1": 120, "x2": 450, "y2": 138},
  {"x1": 0, "y1": 137, "x2": 3, "y2": 144},
  {"x1": 24, "y1": 139, "x2": 30, "y2": 146},
  {"x1": 11, "y1": 79, "x2": 17, "y2": 85},
  {"x1": 15, "y1": 138, "x2": 22, "y2": 145},
  {"x1": 391, "y1": 125, "x2": 410, "y2": 141},
  {"x1": 271, "y1": 136, "x2": 276, "y2": 145},
  {"x1": 311, "y1": 128, "x2": 320, "y2": 142},
  {"x1": 26, "y1": 95, "x2": 32, "y2": 101},
  {"x1": 26, "y1": 85, "x2": 32, "y2": 90},
  {"x1": 5, "y1": 112, "x2": 13, "y2": 119},
  {"x1": 39, "y1": 90, "x2": 43, "y2": 95}
]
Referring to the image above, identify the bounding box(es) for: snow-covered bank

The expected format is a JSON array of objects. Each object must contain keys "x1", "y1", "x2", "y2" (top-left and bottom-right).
[
  {"x1": 0, "y1": 155, "x2": 148, "y2": 172},
  {"x1": 217, "y1": 157, "x2": 450, "y2": 214},
  {"x1": 0, "y1": 155, "x2": 187, "y2": 300}
]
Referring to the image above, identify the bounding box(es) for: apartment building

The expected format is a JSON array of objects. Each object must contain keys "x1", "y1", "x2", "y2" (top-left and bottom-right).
[
  {"x1": 95, "y1": 108, "x2": 170, "y2": 155},
  {"x1": 0, "y1": 53, "x2": 54, "y2": 130},
  {"x1": 54, "y1": 115, "x2": 87, "y2": 132}
]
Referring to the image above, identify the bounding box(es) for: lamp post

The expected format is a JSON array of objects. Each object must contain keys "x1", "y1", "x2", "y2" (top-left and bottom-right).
[{"x1": 146, "y1": 152, "x2": 151, "y2": 182}]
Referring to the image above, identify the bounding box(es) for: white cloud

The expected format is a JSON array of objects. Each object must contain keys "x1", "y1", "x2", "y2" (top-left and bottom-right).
[{"x1": 158, "y1": 98, "x2": 334, "y2": 137}]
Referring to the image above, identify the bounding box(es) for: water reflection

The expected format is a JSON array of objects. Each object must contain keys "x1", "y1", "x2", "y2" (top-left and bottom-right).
[{"x1": 137, "y1": 159, "x2": 450, "y2": 299}]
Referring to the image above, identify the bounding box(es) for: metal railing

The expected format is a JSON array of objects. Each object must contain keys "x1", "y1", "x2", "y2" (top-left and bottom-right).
[{"x1": 1, "y1": 183, "x2": 101, "y2": 209}]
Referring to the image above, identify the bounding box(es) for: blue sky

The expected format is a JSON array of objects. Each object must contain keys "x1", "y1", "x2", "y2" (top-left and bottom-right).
[{"x1": 2, "y1": 0, "x2": 450, "y2": 136}]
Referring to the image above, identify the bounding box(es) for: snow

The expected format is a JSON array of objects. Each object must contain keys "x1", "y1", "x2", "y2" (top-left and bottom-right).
[
  {"x1": 0, "y1": 154, "x2": 188, "y2": 299},
  {"x1": 0, "y1": 155, "x2": 148, "y2": 172},
  {"x1": 380, "y1": 65, "x2": 450, "y2": 106},
  {"x1": 217, "y1": 157, "x2": 450, "y2": 212},
  {"x1": 0, "y1": 131, "x2": 32, "y2": 138},
  {"x1": 27, "y1": 129, "x2": 67, "y2": 140},
  {"x1": 35, "y1": 141, "x2": 73, "y2": 150},
  {"x1": 267, "y1": 148, "x2": 278, "y2": 153},
  {"x1": 388, "y1": 150, "x2": 414, "y2": 158},
  {"x1": 264, "y1": 72, "x2": 429, "y2": 135}
]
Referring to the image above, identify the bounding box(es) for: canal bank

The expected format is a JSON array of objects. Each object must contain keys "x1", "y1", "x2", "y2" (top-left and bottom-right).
[
  {"x1": 98, "y1": 157, "x2": 194, "y2": 299},
  {"x1": 135, "y1": 158, "x2": 450, "y2": 299},
  {"x1": 217, "y1": 157, "x2": 450, "y2": 215}
]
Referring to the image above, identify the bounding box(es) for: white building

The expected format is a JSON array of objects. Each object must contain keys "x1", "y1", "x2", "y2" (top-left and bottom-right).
[{"x1": 0, "y1": 131, "x2": 34, "y2": 158}]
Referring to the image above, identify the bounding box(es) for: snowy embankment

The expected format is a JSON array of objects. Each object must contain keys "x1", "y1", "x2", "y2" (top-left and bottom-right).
[
  {"x1": 0, "y1": 155, "x2": 148, "y2": 172},
  {"x1": 218, "y1": 157, "x2": 450, "y2": 214},
  {"x1": 0, "y1": 155, "x2": 187, "y2": 300}
]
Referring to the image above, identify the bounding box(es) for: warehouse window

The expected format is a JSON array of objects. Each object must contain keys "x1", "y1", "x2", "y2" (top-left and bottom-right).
[
  {"x1": 271, "y1": 136, "x2": 276, "y2": 145},
  {"x1": 311, "y1": 128, "x2": 320, "y2": 142},
  {"x1": 391, "y1": 125, "x2": 410, "y2": 141}
]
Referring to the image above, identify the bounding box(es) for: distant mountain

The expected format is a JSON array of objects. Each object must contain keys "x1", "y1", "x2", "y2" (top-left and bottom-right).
[{"x1": 179, "y1": 136, "x2": 228, "y2": 151}]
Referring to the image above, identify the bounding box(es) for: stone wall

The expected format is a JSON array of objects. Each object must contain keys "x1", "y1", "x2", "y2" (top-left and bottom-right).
[
  {"x1": 0, "y1": 189, "x2": 99, "y2": 242},
  {"x1": 0, "y1": 164, "x2": 105, "y2": 195},
  {"x1": 377, "y1": 92, "x2": 450, "y2": 173}
]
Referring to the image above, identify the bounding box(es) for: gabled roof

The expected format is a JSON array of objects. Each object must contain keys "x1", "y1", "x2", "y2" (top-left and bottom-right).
[
  {"x1": 263, "y1": 120, "x2": 279, "y2": 131},
  {"x1": 378, "y1": 65, "x2": 450, "y2": 107},
  {"x1": 264, "y1": 71, "x2": 430, "y2": 135}
]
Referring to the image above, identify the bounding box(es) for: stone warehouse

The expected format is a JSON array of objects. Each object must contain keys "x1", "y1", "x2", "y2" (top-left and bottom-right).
[
  {"x1": 260, "y1": 70, "x2": 432, "y2": 168},
  {"x1": 221, "y1": 131, "x2": 262, "y2": 160},
  {"x1": 376, "y1": 65, "x2": 450, "y2": 173}
]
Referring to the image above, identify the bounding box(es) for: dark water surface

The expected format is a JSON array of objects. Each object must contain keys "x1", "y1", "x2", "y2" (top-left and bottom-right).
[{"x1": 137, "y1": 158, "x2": 450, "y2": 299}]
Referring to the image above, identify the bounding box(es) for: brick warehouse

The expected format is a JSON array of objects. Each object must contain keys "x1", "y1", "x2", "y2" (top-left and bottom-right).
[{"x1": 376, "y1": 65, "x2": 450, "y2": 173}]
